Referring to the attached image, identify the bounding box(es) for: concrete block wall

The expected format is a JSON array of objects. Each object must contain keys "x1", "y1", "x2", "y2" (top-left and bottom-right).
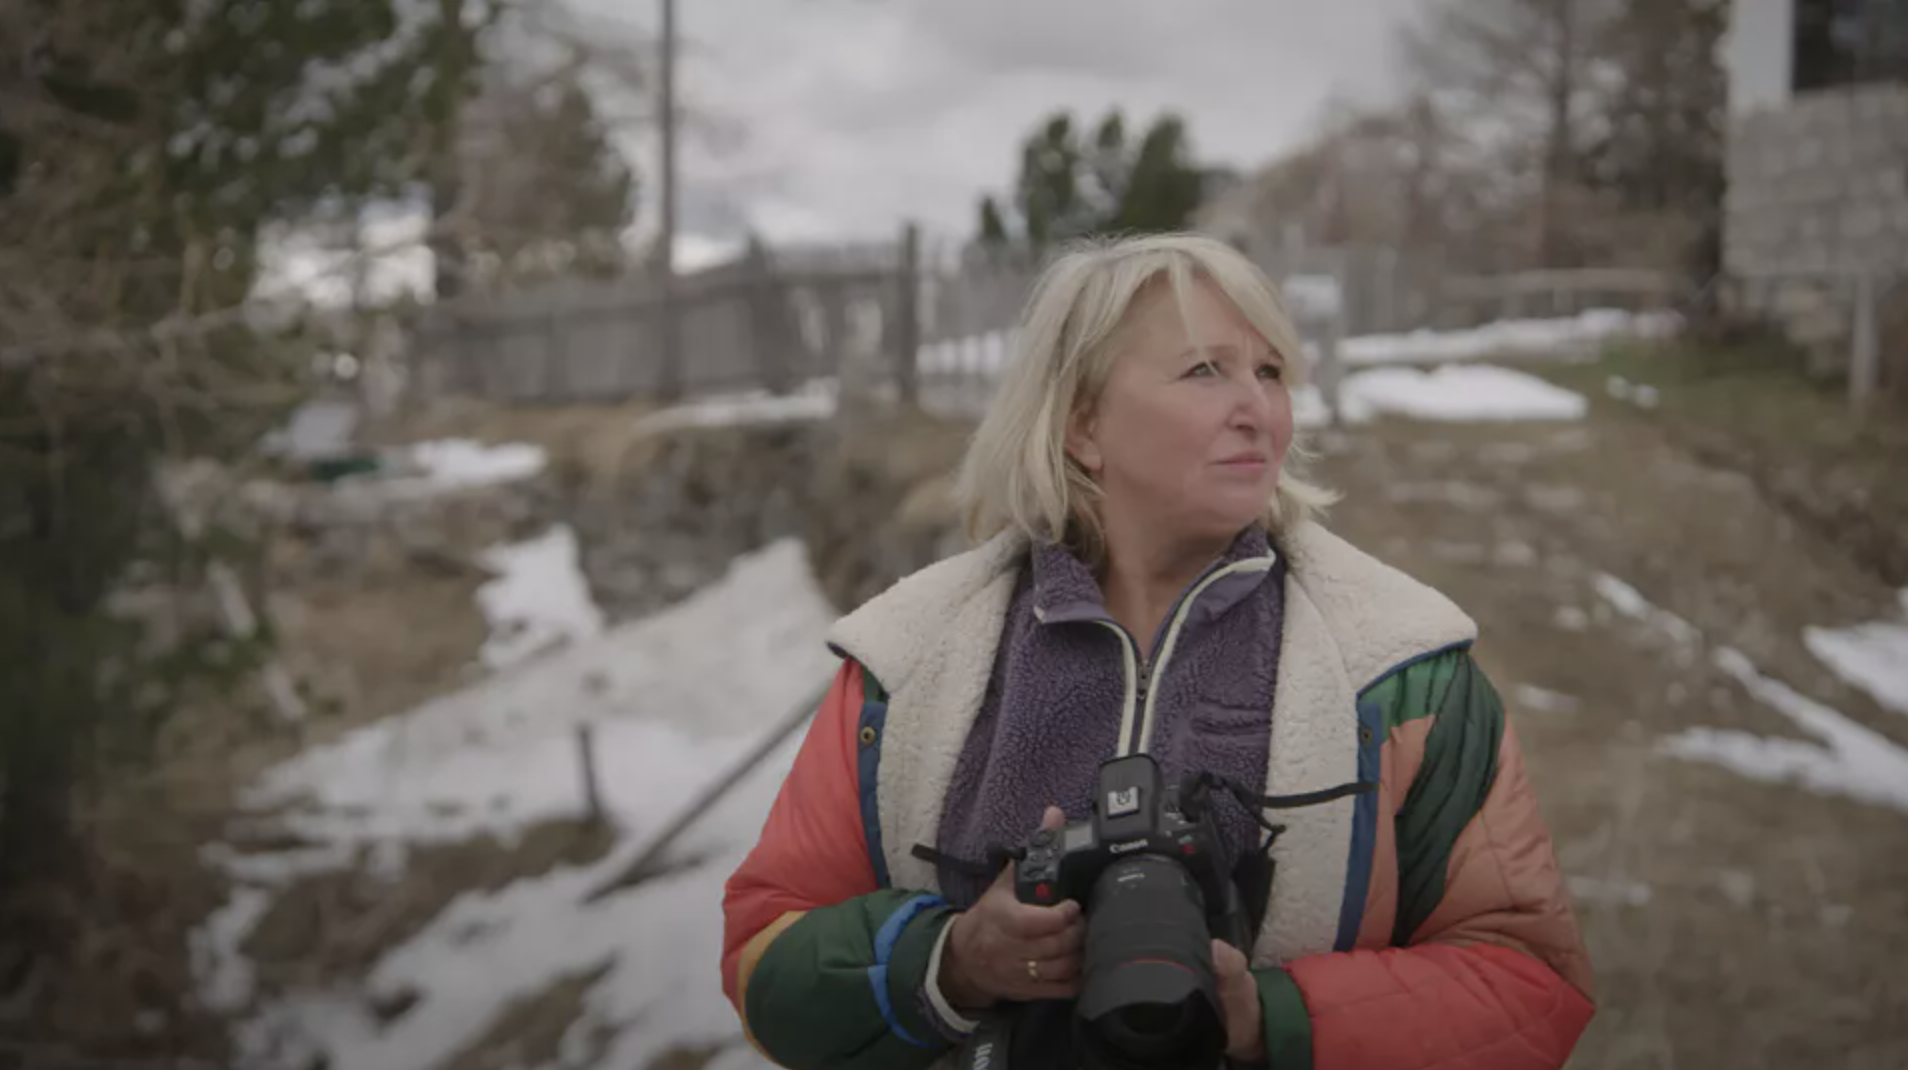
[
  {"x1": 1723, "y1": 82, "x2": 1908, "y2": 367},
  {"x1": 1725, "y1": 83, "x2": 1908, "y2": 280}
]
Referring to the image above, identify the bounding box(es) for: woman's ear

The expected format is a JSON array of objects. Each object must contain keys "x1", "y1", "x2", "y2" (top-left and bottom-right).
[{"x1": 1065, "y1": 405, "x2": 1103, "y2": 474}]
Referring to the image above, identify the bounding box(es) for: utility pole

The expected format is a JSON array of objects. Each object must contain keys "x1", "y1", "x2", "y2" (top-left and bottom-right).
[{"x1": 656, "y1": 0, "x2": 682, "y2": 399}]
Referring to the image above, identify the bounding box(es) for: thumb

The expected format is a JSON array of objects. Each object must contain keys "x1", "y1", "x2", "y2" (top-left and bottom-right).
[{"x1": 1211, "y1": 939, "x2": 1249, "y2": 980}]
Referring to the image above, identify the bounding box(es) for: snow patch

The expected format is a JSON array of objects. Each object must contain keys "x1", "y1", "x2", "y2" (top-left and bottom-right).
[
  {"x1": 914, "y1": 311, "x2": 1662, "y2": 415},
  {"x1": 1660, "y1": 647, "x2": 1908, "y2": 815},
  {"x1": 1605, "y1": 375, "x2": 1661, "y2": 408},
  {"x1": 1334, "y1": 365, "x2": 1589, "y2": 424},
  {"x1": 919, "y1": 329, "x2": 1015, "y2": 378},
  {"x1": 1337, "y1": 309, "x2": 1680, "y2": 367},
  {"x1": 198, "y1": 538, "x2": 841, "y2": 1070},
  {"x1": 475, "y1": 525, "x2": 605, "y2": 670},
  {"x1": 1590, "y1": 573, "x2": 1703, "y2": 650},
  {"x1": 399, "y1": 438, "x2": 548, "y2": 490},
  {"x1": 1802, "y1": 591, "x2": 1908, "y2": 719},
  {"x1": 1567, "y1": 874, "x2": 1653, "y2": 908},
  {"x1": 1513, "y1": 685, "x2": 1583, "y2": 714},
  {"x1": 630, "y1": 379, "x2": 838, "y2": 433},
  {"x1": 1590, "y1": 577, "x2": 1908, "y2": 815}
]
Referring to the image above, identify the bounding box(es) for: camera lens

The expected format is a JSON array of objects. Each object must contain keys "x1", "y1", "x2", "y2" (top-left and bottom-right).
[{"x1": 1073, "y1": 855, "x2": 1226, "y2": 1070}]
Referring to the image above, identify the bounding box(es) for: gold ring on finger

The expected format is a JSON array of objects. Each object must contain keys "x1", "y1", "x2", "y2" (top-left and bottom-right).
[{"x1": 1026, "y1": 959, "x2": 1040, "y2": 982}]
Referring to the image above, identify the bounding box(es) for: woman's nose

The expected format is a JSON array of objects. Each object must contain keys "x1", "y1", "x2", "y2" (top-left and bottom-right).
[{"x1": 1230, "y1": 372, "x2": 1273, "y2": 430}]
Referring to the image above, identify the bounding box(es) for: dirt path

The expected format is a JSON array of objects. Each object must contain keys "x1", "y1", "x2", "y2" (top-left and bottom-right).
[{"x1": 1311, "y1": 411, "x2": 1908, "y2": 1069}]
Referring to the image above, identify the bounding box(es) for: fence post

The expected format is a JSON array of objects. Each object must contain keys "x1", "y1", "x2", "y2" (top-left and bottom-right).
[
  {"x1": 1849, "y1": 268, "x2": 1880, "y2": 416},
  {"x1": 743, "y1": 237, "x2": 791, "y2": 395},
  {"x1": 1320, "y1": 303, "x2": 1346, "y2": 429},
  {"x1": 546, "y1": 310, "x2": 568, "y2": 403},
  {"x1": 576, "y1": 724, "x2": 603, "y2": 827},
  {"x1": 656, "y1": 261, "x2": 684, "y2": 403},
  {"x1": 894, "y1": 221, "x2": 922, "y2": 408}
]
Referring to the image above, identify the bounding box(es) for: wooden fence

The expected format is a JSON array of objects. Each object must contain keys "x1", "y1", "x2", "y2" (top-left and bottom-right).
[
  {"x1": 405, "y1": 227, "x2": 1687, "y2": 421},
  {"x1": 1720, "y1": 263, "x2": 1904, "y2": 413}
]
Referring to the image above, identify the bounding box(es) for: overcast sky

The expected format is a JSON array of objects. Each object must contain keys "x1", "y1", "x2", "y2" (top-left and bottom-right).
[{"x1": 576, "y1": 1, "x2": 1429, "y2": 261}]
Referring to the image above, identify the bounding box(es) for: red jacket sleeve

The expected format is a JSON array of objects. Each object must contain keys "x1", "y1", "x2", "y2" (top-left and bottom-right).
[
  {"x1": 1284, "y1": 720, "x2": 1595, "y2": 1068},
  {"x1": 720, "y1": 659, "x2": 881, "y2": 1006}
]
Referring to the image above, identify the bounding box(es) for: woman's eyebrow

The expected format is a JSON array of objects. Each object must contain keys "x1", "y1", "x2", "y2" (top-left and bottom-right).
[
  {"x1": 1175, "y1": 342, "x2": 1244, "y2": 360},
  {"x1": 1176, "y1": 342, "x2": 1282, "y2": 363}
]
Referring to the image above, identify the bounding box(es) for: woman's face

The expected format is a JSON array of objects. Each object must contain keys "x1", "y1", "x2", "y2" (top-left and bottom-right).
[{"x1": 1066, "y1": 277, "x2": 1294, "y2": 549}]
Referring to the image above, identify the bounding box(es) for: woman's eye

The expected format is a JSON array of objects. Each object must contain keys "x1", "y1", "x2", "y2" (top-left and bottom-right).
[
  {"x1": 1186, "y1": 361, "x2": 1218, "y2": 378},
  {"x1": 1257, "y1": 363, "x2": 1284, "y2": 381}
]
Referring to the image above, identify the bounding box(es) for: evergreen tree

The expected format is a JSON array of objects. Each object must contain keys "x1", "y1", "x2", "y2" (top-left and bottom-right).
[
  {"x1": 0, "y1": 0, "x2": 498, "y2": 1053},
  {"x1": 459, "y1": 57, "x2": 640, "y2": 283},
  {"x1": 976, "y1": 107, "x2": 1211, "y2": 253}
]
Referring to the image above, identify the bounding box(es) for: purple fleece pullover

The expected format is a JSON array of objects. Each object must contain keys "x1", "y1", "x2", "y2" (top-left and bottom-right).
[{"x1": 931, "y1": 525, "x2": 1286, "y2": 908}]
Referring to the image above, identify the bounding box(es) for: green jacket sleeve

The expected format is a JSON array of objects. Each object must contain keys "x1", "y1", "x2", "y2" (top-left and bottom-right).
[{"x1": 746, "y1": 889, "x2": 963, "y2": 1070}]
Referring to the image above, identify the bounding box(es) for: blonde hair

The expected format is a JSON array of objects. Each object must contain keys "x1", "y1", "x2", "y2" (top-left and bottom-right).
[{"x1": 955, "y1": 231, "x2": 1338, "y2": 562}]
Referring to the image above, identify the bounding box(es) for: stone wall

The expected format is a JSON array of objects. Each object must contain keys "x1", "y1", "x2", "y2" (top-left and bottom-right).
[
  {"x1": 1726, "y1": 83, "x2": 1908, "y2": 278},
  {"x1": 256, "y1": 473, "x2": 560, "y2": 586},
  {"x1": 562, "y1": 413, "x2": 972, "y2": 622},
  {"x1": 229, "y1": 408, "x2": 973, "y2": 647},
  {"x1": 1724, "y1": 83, "x2": 1908, "y2": 369}
]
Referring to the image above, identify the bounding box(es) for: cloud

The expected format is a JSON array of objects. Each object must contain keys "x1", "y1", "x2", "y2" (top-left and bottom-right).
[{"x1": 578, "y1": 0, "x2": 1427, "y2": 247}]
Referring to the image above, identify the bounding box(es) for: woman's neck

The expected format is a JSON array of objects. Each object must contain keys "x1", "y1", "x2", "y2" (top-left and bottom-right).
[{"x1": 1097, "y1": 518, "x2": 1235, "y2": 653}]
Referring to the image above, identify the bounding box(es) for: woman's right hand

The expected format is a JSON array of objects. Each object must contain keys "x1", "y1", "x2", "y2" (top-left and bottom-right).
[{"x1": 937, "y1": 806, "x2": 1087, "y2": 1010}]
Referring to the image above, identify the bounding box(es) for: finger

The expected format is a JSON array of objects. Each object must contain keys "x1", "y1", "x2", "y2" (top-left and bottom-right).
[
  {"x1": 986, "y1": 862, "x2": 1016, "y2": 892},
  {"x1": 1000, "y1": 898, "x2": 1082, "y2": 939},
  {"x1": 1039, "y1": 805, "x2": 1067, "y2": 831},
  {"x1": 1211, "y1": 939, "x2": 1248, "y2": 980},
  {"x1": 1020, "y1": 924, "x2": 1086, "y2": 963},
  {"x1": 1010, "y1": 976, "x2": 1083, "y2": 1002},
  {"x1": 1026, "y1": 953, "x2": 1082, "y2": 984}
]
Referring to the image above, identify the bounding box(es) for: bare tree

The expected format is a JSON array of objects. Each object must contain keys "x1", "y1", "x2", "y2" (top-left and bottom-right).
[{"x1": 1400, "y1": 0, "x2": 1620, "y2": 268}]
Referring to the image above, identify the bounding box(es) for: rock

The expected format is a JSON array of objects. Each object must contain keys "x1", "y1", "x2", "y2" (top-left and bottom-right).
[
  {"x1": 565, "y1": 415, "x2": 972, "y2": 621},
  {"x1": 367, "y1": 984, "x2": 421, "y2": 1025}
]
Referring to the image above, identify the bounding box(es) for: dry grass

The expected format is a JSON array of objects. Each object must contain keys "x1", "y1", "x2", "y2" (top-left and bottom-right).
[
  {"x1": 433, "y1": 962, "x2": 615, "y2": 1070},
  {"x1": 1315, "y1": 410, "x2": 1908, "y2": 1068},
  {"x1": 640, "y1": 1041, "x2": 732, "y2": 1070},
  {"x1": 367, "y1": 395, "x2": 670, "y2": 493},
  {"x1": 1532, "y1": 339, "x2": 1908, "y2": 587},
  {"x1": 0, "y1": 803, "x2": 233, "y2": 1064},
  {"x1": 132, "y1": 559, "x2": 491, "y2": 828},
  {"x1": 242, "y1": 818, "x2": 616, "y2": 993},
  {"x1": 265, "y1": 566, "x2": 490, "y2": 736}
]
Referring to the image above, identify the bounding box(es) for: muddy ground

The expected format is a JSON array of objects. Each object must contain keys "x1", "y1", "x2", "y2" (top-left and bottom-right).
[
  {"x1": 1311, "y1": 403, "x2": 1908, "y2": 1069},
  {"x1": 37, "y1": 366, "x2": 1903, "y2": 1069}
]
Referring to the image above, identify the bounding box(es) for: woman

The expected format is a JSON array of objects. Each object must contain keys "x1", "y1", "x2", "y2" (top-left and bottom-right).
[{"x1": 720, "y1": 233, "x2": 1594, "y2": 1069}]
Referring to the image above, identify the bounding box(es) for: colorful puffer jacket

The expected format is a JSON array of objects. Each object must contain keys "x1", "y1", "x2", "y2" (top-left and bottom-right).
[{"x1": 722, "y1": 521, "x2": 1595, "y2": 1069}]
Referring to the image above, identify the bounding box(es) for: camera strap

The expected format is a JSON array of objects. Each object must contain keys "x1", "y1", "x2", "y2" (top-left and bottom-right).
[
  {"x1": 1185, "y1": 773, "x2": 1376, "y2": 950},
  {"x1": 910, "y1": 841, "x2": 1023, "y2": 882},
  {"x1": 1184, "y1": 772, "x2": 1376, "y2": 842}
]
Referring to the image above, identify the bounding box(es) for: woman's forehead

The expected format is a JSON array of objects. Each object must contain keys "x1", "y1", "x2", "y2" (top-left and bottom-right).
[{"x1": 1125, "y1": 279, "x2": 1266, "y2": 349}]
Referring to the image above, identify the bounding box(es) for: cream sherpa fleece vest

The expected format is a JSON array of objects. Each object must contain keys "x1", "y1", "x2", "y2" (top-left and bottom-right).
[{"x1": 825, "y1": 521, "x2": 1477, "y2": 968}]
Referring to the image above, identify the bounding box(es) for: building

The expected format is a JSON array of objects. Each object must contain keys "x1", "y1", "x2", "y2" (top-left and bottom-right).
[{"x1": 1721, "y1": 0, "x2": 1907, "y2": 371}]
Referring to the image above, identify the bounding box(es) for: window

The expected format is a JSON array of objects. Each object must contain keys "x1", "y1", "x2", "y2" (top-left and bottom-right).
[{"x1": 1793, "y1": 0, "x2": 1908, "y2": 92}]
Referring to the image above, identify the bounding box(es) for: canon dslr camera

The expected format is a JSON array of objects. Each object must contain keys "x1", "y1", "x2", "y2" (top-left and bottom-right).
[{"x1": 1000, "y1": 752, "x2": 1252, "y2": 1070}]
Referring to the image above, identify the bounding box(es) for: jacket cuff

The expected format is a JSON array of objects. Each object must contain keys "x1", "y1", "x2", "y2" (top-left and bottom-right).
[
  {"x1": 885, "y1": 903, "x2": 970, "y2": 1045},
  {"x1": 922, "y1": 917, "x2": 983, "y2": 1037},
  {"x1": 1253, "y1": 967, "x2": 1314, "y2": 1070}
]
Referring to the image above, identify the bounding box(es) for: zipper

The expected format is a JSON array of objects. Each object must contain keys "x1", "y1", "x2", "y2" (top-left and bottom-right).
[
  {"x1": 1129, "y1": 557, "x2": 1278, "y2": 756},
  {"x1": 1096, "y1": 620, "x2": 1145, "y2": 756}
]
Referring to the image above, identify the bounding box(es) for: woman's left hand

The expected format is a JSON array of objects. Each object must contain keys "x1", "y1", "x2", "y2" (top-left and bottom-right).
[{"x1": 1212, "y1": 940, "x2": 1266, "y2": 1062}]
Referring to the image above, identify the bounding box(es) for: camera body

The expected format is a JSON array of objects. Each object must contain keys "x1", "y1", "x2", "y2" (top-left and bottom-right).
[
  {"x1": 959, "y1": 753, "x2": 1370, "y2": 1070},
  {"x1": 1013, "y1": 752, "x2": 1248, "y2": 948},
  {"x1": 994, "y1": 753, "x2": 1247, "y2": 1070}
]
